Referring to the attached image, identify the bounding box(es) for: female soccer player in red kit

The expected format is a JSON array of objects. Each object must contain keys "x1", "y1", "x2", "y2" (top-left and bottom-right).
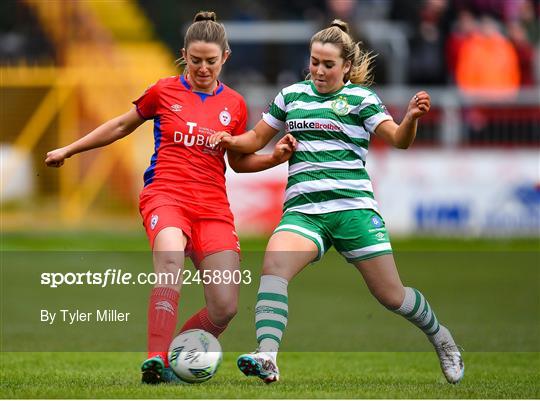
[{"x1": 45, "y1": 11, "x2": 295, "y2": 384}]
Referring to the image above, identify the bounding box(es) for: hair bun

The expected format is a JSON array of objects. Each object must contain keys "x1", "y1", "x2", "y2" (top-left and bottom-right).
[
  {"x1": 330, "y1": 19, "x2": 349, "y2": 33},
  {"x1": 193, "y1": 11, "x2": 217, "y2": 22}
]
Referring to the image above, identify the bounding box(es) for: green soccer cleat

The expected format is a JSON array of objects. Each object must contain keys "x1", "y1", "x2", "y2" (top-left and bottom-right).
[
  {"x1": 237, "y1": 351, "x2": 279, "y2": 384},
  {"x1": 141, "y1": 356, "x2": 165, "y2": 384},
  {"x1": 141, "y1": 355, "x2": 188, "y2": 384}
]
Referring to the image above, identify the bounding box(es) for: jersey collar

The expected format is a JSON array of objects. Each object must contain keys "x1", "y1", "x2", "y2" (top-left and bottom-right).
[
  {"x1": 180, "y1": 75, "x2": 224, "y2": 101},
  {"x1": 309, "y1": 80, "x2": 351, "y2": 97}
]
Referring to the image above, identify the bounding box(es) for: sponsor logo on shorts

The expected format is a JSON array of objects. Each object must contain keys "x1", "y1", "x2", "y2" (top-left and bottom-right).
[
  {"x1": 219, "y1": 108, "x2": 231, "y2": 126},
  {"x1": 150, "y1": 214, "x2": 159, "y2": 230},
  {"x1": 375, "y1": 232, "x2": 386, "y2": 240}
]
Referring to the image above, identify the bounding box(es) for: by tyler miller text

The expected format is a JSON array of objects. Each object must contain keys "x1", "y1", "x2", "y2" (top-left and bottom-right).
[{"x1": 41, "y1": 309, "x2": 130, "y2": 325}]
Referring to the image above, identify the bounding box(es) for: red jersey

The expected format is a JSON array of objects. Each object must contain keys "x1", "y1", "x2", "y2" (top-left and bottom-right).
[{"x1": 133, "y1": 75, "x2": 247, "y2": 212}]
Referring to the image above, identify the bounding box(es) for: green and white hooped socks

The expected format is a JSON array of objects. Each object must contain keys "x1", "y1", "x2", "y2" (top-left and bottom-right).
[
  {"x1": 393, "y1": 287, "x2": 441, "y2": 339},
  {"x1": 255, "y1": 275, "x2": 289, "y2": 359}
]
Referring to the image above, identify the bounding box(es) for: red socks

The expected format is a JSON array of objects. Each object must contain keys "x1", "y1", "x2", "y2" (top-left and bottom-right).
[
  {"x1": 180, "y1": 307, "x2": 227, "y2": 338},
  {"x1": 147, "y1": 287, "x2": 179, "y2": 365},
  {"x1": 147, "y1": 289, "x2": 226, "y2": 366}
]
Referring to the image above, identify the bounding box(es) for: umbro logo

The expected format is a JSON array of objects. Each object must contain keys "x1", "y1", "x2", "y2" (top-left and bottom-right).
[
  {"x1": 155, "y1": 300, "x2": 174, "y2": 315},
  {"x1": 171, "y1": 104, "x2": 182, "y2": 112}
]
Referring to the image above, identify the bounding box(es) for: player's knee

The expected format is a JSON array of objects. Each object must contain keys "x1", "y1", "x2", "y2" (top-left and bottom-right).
[
  {"x1": 209, "y1": 302, "x2": 237, "y2": 325},
  {"x1": 262, "y1": 257, "x2": 287, "y2": 276},
  {"x1": 374, "y1": 290, "x2": 404, "y2": 310},
  {"x1": 220, "y1": 303, "x2": 238, "y2": 322},
  {"x1": 154, "y1": 256, "x2": 182, "y2": 275}
]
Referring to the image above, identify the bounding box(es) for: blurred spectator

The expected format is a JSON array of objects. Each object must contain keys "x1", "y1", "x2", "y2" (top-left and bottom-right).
[
  {"x1": 453, "y1": 0, "x2": 539, "y2": 41},
  {"x1": 515, "y1": 0, "x2": 539, "y2": 44},
  {"x1": 455, "y1": 15, "x2": 520, "y2": 96},
  {"x1": 325, "y1": 0, "x2": 357, "y2": 19},
  {"x1": 389, "y1": 0, "x2": 422, "y2": 26},
  {"x1": 0, "y1": 1, "x2": 55, "y2": 63},
  {"x1": 408, "y1": 0, "x2": 450, "y2": 85},
  {"x1": 262, "y1": 0, "x2": 325, "y2": 20},
  {"x1": 445, "y1": 10, "x2": 477, "y2": 82},
  {"x1": 348, "y1": 0, "x2": 393, "y2": 21},
  {"x1": 453, "y1": 0, "x2": 505, "y2": 20},
  {"x1": 136, "y1": 0, "x2": 540, "y2": 87},
  {"x1": 507, "y1": 20, "x2": 536, "y2": 86}
]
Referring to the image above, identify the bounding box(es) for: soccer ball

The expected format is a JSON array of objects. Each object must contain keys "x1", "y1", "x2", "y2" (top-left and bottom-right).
[{"x1": 168, "y1": 329, "x2": 222, "y2": 383}]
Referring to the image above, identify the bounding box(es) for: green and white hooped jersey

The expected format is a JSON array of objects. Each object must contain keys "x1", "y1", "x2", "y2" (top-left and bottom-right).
[{"x1": 263, "y1": 80, "x2": 393, "y2": 215}]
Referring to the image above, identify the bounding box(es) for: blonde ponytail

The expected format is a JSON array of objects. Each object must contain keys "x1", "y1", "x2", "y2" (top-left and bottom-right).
[{"x1": 309, "y1": 19, "x2": 375, "y2": 86}]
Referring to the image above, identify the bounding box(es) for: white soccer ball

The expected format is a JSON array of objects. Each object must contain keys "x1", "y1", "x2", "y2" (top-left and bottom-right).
[{"x1": 168, "y1": 329, "x2": 222, "y2": 383}]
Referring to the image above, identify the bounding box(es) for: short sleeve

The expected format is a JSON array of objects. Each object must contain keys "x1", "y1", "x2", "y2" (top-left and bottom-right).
[
  {"x1": 358, "y1": 93, "x2": 393, "y2": 134},
  {"x1": 231, "y1": 98, "x2": 248, "y2": 136},
  {"x1": 262, "y1": 91, "x2": 286, "y2": 131},
  {"x1": 132, "y1": 82, "x2": 159, "y2": 120}
]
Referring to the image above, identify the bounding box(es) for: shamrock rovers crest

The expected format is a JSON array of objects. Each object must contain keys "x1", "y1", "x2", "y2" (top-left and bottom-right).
[{"x1": 331, "y1": 96, "x2": 349, "y2": 116}]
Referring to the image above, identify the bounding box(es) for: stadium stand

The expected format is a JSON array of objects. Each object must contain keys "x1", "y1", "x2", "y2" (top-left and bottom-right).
[{"x1": 1, "y1": 0, "x2": 538, "y2": 232}]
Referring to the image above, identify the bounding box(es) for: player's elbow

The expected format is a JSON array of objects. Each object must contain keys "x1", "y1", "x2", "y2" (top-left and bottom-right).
[
  {"x1": 394, "y1": 141, "x2": 411, "y2": 150},
  {"x1": 228, "y1": 158, "x2": 246, "y2": 173},
  {"x1": 392, "y1": 135, "x2": 414, "y2": 149},
  {"x1": 114, "y1": 114, "x2": 140, "y2": 140},
  {"x1": 229, "y1": 164, "x2": 243, "y2": 173}
]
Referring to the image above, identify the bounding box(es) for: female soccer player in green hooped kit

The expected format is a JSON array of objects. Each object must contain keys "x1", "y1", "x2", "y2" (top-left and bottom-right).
[{"x1": 210, "y1": 19, "x2": 464, "y2": 385}]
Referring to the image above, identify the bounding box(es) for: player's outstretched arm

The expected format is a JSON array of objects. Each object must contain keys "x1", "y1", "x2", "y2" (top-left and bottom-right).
[
  {"x1": 227, "y1": 134, "x2": 297, "y2": 173},
  {"x1": 209, "y1": 120, "x2": 278, "y2": 154},
  {"x1": 45, "y1": 108, "x2": 144, "y2": 167},
  {"x1": 375, "y1": 91, "x2": 430, "y2": 149}
]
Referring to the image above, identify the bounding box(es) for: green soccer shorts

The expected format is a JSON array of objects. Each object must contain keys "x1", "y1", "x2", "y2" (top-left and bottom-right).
[{"x1": 273, "y1": 209, "x2": 393, "y2": 263}]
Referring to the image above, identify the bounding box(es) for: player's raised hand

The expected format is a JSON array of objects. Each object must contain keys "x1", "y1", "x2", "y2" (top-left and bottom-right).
[
  {"x1": 209, "y1": 131, "x2": 234, "y2": 149},
  {"x1": 45, "y1": 147, "x2": 69, "y2": 168},
  {"x1": 272, "y1": 134, "x2": 297, "y2": 164},
  {"x1": 407, "y1": 91, "x2": 430, "y2": 119}
]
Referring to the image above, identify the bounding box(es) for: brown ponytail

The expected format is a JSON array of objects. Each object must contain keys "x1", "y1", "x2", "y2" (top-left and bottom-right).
[{"x1": 176, "y1": 11, "x2": 230, "y2": 69}]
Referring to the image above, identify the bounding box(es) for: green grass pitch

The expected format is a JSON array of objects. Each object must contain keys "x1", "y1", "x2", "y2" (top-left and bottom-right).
[
  {"x1": 1, "y1": 231, "x2": 539, "y2": 398},
  {"x1": 2, "y1": 352, "x2": 538, "y2": 398}
]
